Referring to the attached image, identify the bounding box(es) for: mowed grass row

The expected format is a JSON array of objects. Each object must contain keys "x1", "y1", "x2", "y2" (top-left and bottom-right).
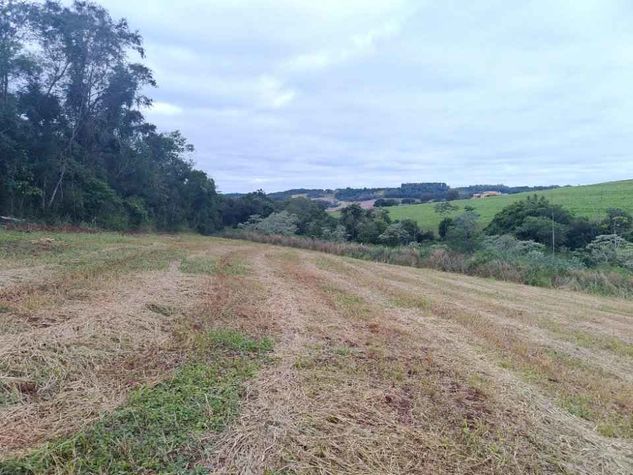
[
  {"x1": 0, "y1": 231, "x2": 272, "y2": 473},
  {"x1": 1, "y1": 331, "x2": 271, "y2": 475},
  {"x1": 3, "y1": 231, "x2": 633, "y2": 473},
  {"x1": 314, "y1": 254, "x2": 633, "y2": 438},
  {"x1": 388, "y1": 179, "x2": 633, "y2": 233}
]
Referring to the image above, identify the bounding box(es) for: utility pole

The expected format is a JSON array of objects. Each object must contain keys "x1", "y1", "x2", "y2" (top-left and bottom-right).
[{"x1": 551, "y1": 208, "x2": 555, "y2": 256}]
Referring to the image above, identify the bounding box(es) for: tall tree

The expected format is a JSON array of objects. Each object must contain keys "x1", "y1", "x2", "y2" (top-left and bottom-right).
[{"x1": 0, "y1": 0, "x2": 221, "y2": 233}]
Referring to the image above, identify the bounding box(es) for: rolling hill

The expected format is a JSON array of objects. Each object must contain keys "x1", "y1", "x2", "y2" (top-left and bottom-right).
[{"x1": 388, "y1": 179, "x2": 633, "y2": 233}]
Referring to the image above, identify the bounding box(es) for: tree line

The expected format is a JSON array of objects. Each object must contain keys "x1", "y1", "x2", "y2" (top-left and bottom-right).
[
  {"x1": 1, "y1": 0, "x2": 221, "y2": 233},
  {"x1": 224, "y1": 192, "x2": 633, "y2": 296}
]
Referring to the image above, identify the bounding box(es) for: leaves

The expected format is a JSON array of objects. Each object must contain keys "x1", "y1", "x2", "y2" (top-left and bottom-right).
[{"x1": 0, "y1": 1, "x2": 221, "y2": 233}]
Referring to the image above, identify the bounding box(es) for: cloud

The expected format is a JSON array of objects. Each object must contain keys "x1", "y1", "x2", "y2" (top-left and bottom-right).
[
  {"x1": 147, "y1": 101, "x2": 183, "y2": 116},
  {"x1": 91, "y1": 0, "x2": 633, "y2": 192},
  {"x1": 284, "y1": 18, "x2": 403, "y2": 72},
  {"x1": 256, "y1": 76, "x2": 296, "y2": 109}
]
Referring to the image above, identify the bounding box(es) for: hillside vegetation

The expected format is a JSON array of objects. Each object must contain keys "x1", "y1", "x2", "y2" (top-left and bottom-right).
[
  {"x1": 1, "y1": 232, "x2": 633, "y2": 473},
  {"x1": 389, "y1": 180, "x2": 633, "y2": 233},
  {"x1": 1, "y1": 1, "x2": 221, "y2": 233}
]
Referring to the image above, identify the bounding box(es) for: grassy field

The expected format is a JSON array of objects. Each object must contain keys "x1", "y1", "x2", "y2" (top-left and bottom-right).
[
  {"x1": 1, "y1": 231, "x2": 633, "y2": 473},
  {"x1": 388, "y1": 179, "x2": 633, "y2": 233}
]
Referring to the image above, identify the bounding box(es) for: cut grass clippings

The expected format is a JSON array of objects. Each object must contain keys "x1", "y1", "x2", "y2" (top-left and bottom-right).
[
  {"x1": 0, "y1": 329, "x2": 272, "y2": 475},
  {"x1": 180, "y1": 255, "x2": 248, "y2": 277}
]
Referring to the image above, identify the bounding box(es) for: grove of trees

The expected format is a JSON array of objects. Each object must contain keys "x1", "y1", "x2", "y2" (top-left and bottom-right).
[{"x1": 0, "y1": 0, "x2": 221, "y2": 232}]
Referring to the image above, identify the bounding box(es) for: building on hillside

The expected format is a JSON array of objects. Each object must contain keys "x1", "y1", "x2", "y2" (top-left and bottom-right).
[{"x1": 472, "y1": 191, "x2": 503, "y2": 199}]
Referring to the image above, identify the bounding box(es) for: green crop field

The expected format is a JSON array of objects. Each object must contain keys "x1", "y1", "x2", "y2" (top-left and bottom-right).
[{"x1": 388, "y1": 179, "x2": 633, "y2": 233}]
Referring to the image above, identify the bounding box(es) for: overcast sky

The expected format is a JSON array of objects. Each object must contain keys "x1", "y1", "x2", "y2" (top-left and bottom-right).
[{"x1": 93, "y1": 0, "x2": 633, "y2": 193}]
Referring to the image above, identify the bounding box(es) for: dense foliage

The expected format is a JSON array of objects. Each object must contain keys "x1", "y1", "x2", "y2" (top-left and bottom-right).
[
  {"x1": 384, "y1": 182, "x2": 450, "y2": 200},
  {"x1": 0, "y1": 0, "x2": 221, "y2": 232},
  {"x1": 223, "y1": 194, "x2": 633, "y2": 296},
  {"x1": 485, "y1": 195, "x2": 590, "y2": 249}
]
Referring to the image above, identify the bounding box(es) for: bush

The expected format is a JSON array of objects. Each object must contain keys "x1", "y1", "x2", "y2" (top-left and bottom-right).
[
  {"x1": 480, "y1": 234, "x2": 546, "y2": 258},
  {"x1": 374, "y1": 199, "x2": 399, "y2": 207},
  {"x1": 586, "y1": 235, "x2": 633, "y2": 270},
  {"x1": 321, "y1": 225, "x2": 347, "y2": 242},
  {"x1": 238, "y1": 211, "x2": 298, "y2": 236},
  {"x1": 445, "y1": 211, "x2": 481, "y2": 252},
  {"x1": 219, "y1": 229, "x2": 633, "y2": 298},
  {"x1": 438, "y1": 217, "x2": 453, "y2": 239}
]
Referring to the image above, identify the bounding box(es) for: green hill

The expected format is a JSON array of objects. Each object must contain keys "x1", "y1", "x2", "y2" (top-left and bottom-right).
[{"x1": 388, "y1": 180, "x2": 633, "y2": 233}]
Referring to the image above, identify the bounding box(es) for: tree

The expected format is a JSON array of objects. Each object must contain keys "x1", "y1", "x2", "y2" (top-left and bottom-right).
[
  {"x1": 446, "y1": 189, "x2": 460, "y2": 201},
  {"x1": 515, "y1": 216, "x2": 568, "y2": 249},
  {"x1": 378, "y1": 219, "x2": 422, "y2": 246},
  {"x1": 446, "y1": 211, "x2": 481, "y2": 252},
  {"x1": 283, "y1": 196, "x2": 331, "y2": 237},
  {"x1": 339, "y1": 205, "x2": 391, "y2": 244},
  {"x1": 586, "y1": 235, "x2": 633, "y2": 270},
  {"x1": 374, "y1": 198, "x2": 398, "y2": 207},
  {"x1": 0, "y1": 1, "x2": 222, "y2": 233},
  {"x1": 220, "y1": 191, "x2": 276, "y2": 227},
  {"x1": 340, "y1": 204, "x2": 365, "y2": 241},
  {"x1": 566, "y1": 217, "x2": 598, "y2": 250},
  {"x1": 434, "y1": 201, "x2": 458, "y2": 215},
  {"x1": 438, "y1": 217, "x2": 453, "y2": 239},
  {"x1": 486, "y1": 196, "x2": 577, "y2": 249},
  {"x1": 601, "y1": 208, "x2": 633, "y2": 237},
  {"x1": 239, "y1": 211, "x2": 298, "y2": 236},
  {"x1": 361, "y1": 208, "x2": 391, "y2": 243}
]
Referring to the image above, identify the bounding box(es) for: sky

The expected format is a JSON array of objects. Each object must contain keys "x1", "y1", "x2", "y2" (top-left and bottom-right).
[{"x1": 90, "y1": 0, "x2": 633, "y2": 193}]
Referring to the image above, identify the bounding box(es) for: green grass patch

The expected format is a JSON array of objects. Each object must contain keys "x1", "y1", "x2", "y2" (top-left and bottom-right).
[
  {"x1": 0, "y1": 231, "x2": 140, "y2": 266},
  {"x1": 496, "y1": 347, "x2": 633, "y2": 439},
  {"x1": 320, "y1": 283, "x2": 373, "y2": 320},
  {"x1": 180, "y1": 257, "x2": 217, "y2": 275},
  {"x1": 388, "y1": 293, "x2": 430, "y2": 310},
  {"x1": 561, "y1": 394, "x2": 594, "y2": 420},
  {"x1": 314, "y1": 256, "x2": 351, "y2": 274},
  {"x1": 275, "y1": 250, "x2": 300, "y2": 263},
  {"x1": 198, "y1": 328, "x2": 273, "y2": 355},
  {"x1": 536, "y1": 319, "x2": 633, "y2": 359},
  {"x1": 180, "y1": 256, "x2": 249, "y2": 277},
  {"x1": 388, "y1": 180, "x2": 633, "y2": 234},
  {"x1": 1, "y1": 329, "x2": 272, "y2": 474},
  {"x1": 146, "y1": 303, "x2": 177, "y2": 317},
  {"x1": 215, "y1": 259, "x2": 249, "y2": 276}
]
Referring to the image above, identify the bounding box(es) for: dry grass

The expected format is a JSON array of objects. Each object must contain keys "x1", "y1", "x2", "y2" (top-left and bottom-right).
[
  {"x1": 0, "y1": 233, "x2": 248, "y2": 458},
  {"x1": 2, "y1": 232, "x2": 633, "y2": 473}
]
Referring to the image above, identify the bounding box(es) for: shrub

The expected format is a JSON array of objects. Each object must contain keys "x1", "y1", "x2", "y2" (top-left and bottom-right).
[
  {"x1": 374, "y1": 198, "x2": 399, "y2": 207},
  {"x1": 321, "y1": 225, "x2": 347, "y2": 242},
  {"x1": 438, "y1": 217, "x2": 453, "y2": 239},
  {"x1": 238, "y1": 211, "x2": 298, "y2": 236},
  {"x1": 219, "y1": 230, "x2": 633, "y2": 298},
  {"x1": 480, "y1": 234, "x2": 546, "y2": 258},
  {"x1": 601, "y1": 208, "x2": 633, "y2": 237},
  {"x1": 586, "y1": 235, "x2": 633, "y2": 270},
  {"x1": 445, "y1": 211, "x2": 481, "y2": 252}
]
